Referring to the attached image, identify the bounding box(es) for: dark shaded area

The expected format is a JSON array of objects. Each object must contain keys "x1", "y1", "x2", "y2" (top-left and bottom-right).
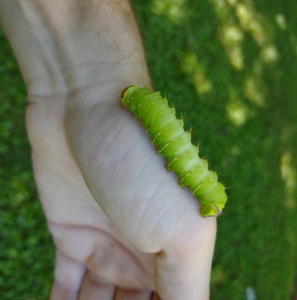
[{"x1": 0, "y1": 30, "x2": 54, "y2": 299}]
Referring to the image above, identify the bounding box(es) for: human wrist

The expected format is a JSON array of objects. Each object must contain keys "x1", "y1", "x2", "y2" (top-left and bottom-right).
[{"x1": 0, "y1": 0, "x2": 150, "y2": 99}]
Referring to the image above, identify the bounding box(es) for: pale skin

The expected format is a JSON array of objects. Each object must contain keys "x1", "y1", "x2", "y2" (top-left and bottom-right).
[{"x1": 0, "y1": 1, "x2": 217, "y2": 299}]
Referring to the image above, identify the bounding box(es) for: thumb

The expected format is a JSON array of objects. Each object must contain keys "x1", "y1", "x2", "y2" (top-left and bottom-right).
[
  {"x1": 66, "y1": 97, "x2": 217, "y2": 297},
  {"x1": 154, "y1": 217, "x2": 216, "y2": 300}
]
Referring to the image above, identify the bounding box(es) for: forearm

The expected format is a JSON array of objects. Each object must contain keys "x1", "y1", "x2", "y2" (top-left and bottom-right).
[{"x1": 0, "y1": 0, "x2": 150, "y2": 98}]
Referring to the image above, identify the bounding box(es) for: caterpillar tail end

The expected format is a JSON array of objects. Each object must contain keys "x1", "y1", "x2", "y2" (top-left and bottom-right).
[
  {"x1": 121, "y1": 85, "x2": 138, "y2": 99},
  {"x1": 121, "y1": 85, "x2": 140, "y2": 107},
  {"x1": 200, "y1": 204, "x2": 222, "y2": 217}
]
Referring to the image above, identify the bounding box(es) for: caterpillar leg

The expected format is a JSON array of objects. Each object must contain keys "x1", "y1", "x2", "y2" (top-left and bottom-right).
[{"x1": 200, "y1": 204, "x2": 222, "y2": 217}]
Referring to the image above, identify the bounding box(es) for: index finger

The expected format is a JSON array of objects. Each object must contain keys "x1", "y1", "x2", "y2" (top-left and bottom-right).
[{"x1": 154, "y1": 217, "x2": 216, "y2": 300}]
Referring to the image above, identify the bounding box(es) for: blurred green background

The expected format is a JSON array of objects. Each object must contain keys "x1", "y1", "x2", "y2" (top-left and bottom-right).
[{"x1": 1, "y1": 0, "x2": 297, "y2": 299}]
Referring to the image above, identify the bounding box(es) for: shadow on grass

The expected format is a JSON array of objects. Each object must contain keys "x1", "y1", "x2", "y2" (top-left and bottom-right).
[
  {"x1": 0, "y1": 30, "x2": 54, "y2": 299},
  {"x1": 133, "y1": 0, "x2": 297, "y2": 299}
]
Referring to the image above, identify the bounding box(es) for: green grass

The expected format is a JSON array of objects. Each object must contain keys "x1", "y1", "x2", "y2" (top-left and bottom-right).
[
  {"x1": 1, "y1": 0, "x2": 297, "y2": 299},
  {"x1": 0, "y1": 29, "x2": 54, "y2": 299}
]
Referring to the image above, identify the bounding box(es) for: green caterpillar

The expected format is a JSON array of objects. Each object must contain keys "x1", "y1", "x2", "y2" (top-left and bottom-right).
[{"x1": 121, "y1": 85, "x2": 227, "y2": 217}]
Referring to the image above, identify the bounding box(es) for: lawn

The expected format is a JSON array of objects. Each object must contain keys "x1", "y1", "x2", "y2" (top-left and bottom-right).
[{"x1": 1, "y1": 0, "x2": 297, "y2": 299}]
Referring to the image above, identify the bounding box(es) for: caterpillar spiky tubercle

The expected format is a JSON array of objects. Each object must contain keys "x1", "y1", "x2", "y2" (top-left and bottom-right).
[{"x1": 121, "y1": 85, "x2": 227, "y2": 217}]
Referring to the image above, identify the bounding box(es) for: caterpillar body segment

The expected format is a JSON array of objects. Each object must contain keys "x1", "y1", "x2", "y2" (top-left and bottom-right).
[{"x1": 121, "y1": 85, "x2": 227, "y2": 217}]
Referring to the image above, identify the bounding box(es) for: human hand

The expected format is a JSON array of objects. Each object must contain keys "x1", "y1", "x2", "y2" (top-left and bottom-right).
[{"x1": 0, "y1": 1, "x2": 216, "y2": 299}]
